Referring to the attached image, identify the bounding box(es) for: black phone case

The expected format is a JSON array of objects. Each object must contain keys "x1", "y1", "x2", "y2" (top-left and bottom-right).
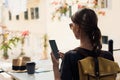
[{"x1": 49, "y1": 40, "x2": 59, "y2": 59}]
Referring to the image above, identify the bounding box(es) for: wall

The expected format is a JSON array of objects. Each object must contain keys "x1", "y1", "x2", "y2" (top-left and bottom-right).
[
  {"x1": 6, "y1": 0, "x2": 46, "y2": 35},
  {"x1": 98, "y1": 0, "x2": 120, "y2": 63},
  {"x1": 98, "y1": 0, "x2": 120, "y2": 64}
]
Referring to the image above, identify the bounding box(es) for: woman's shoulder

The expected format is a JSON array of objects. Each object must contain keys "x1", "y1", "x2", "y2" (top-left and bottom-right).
[
  {"x1": 62, "y1": 47, "x2": 86, "y2": 63},
  {"x1": 64, "y1": 47, "x2": 114, "y2": 61},
  {"x1": 65, "y1": 47, "x2": 83, "y2": 55},
  {"x1": 64, "y1": 47, "x2": 90, "y2": 58},
  {"x1": 100, "y1": 50, "x2": 112, "y2": 54},
  {"x1": 65, "y1": 48, "x2": 114, "y2": 61},
  {"x1": 64, "y1": 49, "x2": 78, "y2": 57},
  {"x1": 100, "y1": 50, "x2": 114, "y2": 61}
]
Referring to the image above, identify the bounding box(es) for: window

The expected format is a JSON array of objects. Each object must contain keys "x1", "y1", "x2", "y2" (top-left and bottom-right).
[
  {"x1": 9, "y1": 11, "x2": 12, "y2": 20},
  {"x1": 69, "y1": 5, "x2": 72, "y2": 17},
  {"x1": 24, "y1": 10, "x2": 28, "y2": 20},
  {"x1": 8, "y1": 7, "x2": 40, "y2": 20},
  {"x1": 30, "y1": 7, "x2": 39, "y2": 20},
  {"x1": 35, "y1": 7, "x2": 39, "y2": 19},
  {"x1": 16, "y1": 15, "x2": 19, "y2": 20},
  {"x1": 102, "y1": 35, "x2": 108, "y2": 44},
  {"x1": 31, "y1": 8, "x2": 34, "y2": 19},
  {"x1": 101, "y1": 0, "x2": 108, "y2": 8}
]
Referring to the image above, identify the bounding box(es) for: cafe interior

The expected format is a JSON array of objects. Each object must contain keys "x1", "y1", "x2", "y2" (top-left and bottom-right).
[{"x1": 0, "y1": 0, "x2": 120, "y2": 80}]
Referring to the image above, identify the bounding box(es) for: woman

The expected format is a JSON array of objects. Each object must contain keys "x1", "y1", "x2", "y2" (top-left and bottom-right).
[{"x1": 51, "y1": 8, "x2": 114, "y2": 80}]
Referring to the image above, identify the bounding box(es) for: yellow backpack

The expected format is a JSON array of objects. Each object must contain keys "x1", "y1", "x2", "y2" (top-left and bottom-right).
[{"x1": 78, "y1": 56, "x2": 120, "y2": 80}]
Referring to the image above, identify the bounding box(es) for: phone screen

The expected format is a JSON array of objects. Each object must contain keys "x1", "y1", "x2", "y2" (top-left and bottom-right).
[{"x1": 49, "y1": 40, "x2": 59, "y2": 59}]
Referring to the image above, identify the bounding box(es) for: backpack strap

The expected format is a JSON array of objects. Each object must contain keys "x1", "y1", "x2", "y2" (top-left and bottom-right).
[
  {"x1": 94, "y1": 57, "x2": 100, "y2": 80},
  {"x1": 76, "y1": 47, "x2": 100, "y2": 80}
]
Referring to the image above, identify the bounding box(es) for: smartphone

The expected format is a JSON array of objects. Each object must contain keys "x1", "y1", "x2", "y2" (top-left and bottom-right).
[{"x1": 49, "y1": 40, "x2": 59, "y2": 59}]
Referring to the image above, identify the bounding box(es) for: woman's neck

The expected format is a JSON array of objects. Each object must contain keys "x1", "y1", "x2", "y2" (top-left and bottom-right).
[{"x1": 80, "y1": 38, "x2": 93, "y2": 51}]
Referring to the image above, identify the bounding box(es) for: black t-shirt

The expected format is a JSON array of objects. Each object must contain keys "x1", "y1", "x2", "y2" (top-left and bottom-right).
[{"x1": 60, "y1": 47, "x2": 114, "y2": 80}]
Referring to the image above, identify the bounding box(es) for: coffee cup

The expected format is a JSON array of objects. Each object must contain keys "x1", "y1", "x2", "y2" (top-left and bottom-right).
[{"x1": 26, "y1": 62, "x2": 36, "y2": 74}]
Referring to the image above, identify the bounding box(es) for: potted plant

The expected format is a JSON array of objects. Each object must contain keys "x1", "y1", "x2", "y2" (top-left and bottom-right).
[
  {"x1": 0, "y1": 35, "x2": 20, "y2": 59},
  {"x1": 42, "y1": 34, "x2": 48, "y2": 59},
  {"x1": 19, "y1": 30, "x2": 29, "y2": 56}
]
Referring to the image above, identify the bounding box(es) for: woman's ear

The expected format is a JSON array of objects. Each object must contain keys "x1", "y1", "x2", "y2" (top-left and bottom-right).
[
  {"x1": 76, "y1": 26, "x2": 81, "y2": 34},
  {"x1": 75, "y1": 26, "x2": 81, "y2": 39}
]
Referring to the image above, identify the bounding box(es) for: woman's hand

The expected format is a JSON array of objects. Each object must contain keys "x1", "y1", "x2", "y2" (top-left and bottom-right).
[
  {"x1": 50, "y1": 52, "x2": 59, "y2": 67},
  {"x1": 51, "y1": 52, "x2": 64, "y2": 80},
  {"x1": 50, "y1": 52, "x2": 65, "y2": 67},
  {"x1": 58, "y1": 52, "x2": 64, "y2": 60}
]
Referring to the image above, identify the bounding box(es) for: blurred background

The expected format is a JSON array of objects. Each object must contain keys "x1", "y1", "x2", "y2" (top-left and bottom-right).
[{"x1": 0, "y1": 0, "x2": 120, "y2": 65}]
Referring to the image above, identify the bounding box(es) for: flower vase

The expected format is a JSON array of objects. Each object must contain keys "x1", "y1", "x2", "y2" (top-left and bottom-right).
[
  {"x1": 3, "y1": 49, "x2": 9, "y2": 59},
  {"x1": 19, "y1": 37, "x2": 25, "y2": 57},
  {"x1": 19, "y1": 30, "x2": 29, "y2": 57},
  {"x1": 42, "y1": 34, "x2": 48, "y2": 59},
  {"x1": 20, "y1": 47, "x2": 25, "y2": 56}
]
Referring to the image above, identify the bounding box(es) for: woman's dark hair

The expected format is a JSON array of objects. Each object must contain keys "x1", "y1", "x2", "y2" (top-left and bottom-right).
[{"x1": 71, "y1": 8, "x2": 102, "y2": 52}]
